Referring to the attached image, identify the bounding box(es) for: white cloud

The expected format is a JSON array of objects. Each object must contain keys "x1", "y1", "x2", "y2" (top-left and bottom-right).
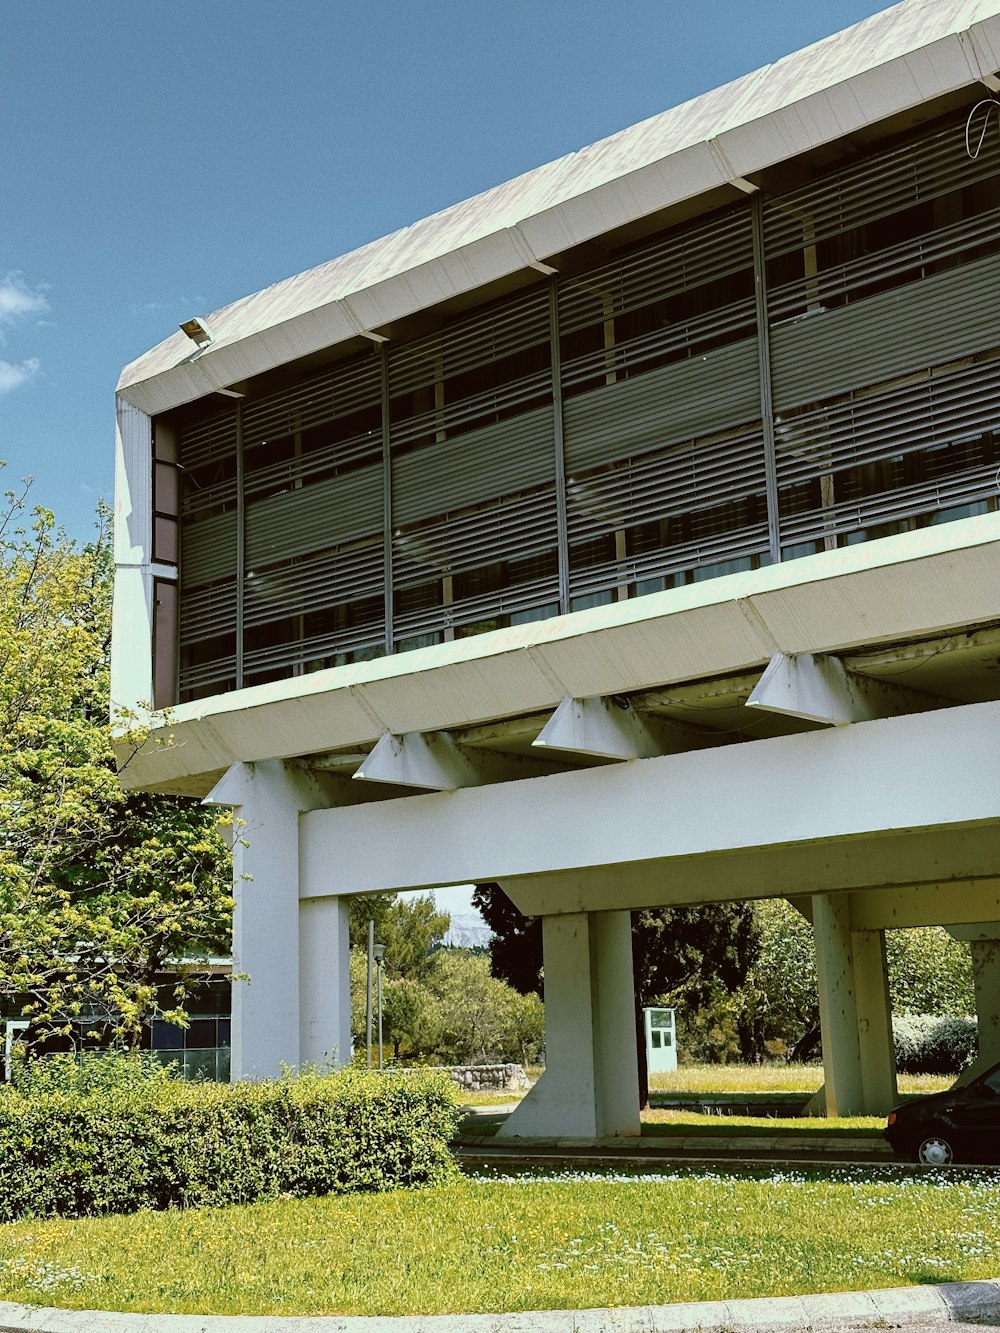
[
  {"x1": 0, "y1": 358, "x2": 40, "y2": 393},
  {"x1": 0, "y1": 273, "x2": 48, "y2": 328}
]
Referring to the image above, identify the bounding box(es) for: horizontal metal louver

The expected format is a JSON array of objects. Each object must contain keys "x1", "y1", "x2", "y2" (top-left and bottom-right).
[
  {"x1": 243, "y1": 427, "x2": 382, "y2": 503},
  {"x1": 558, "y1": 205, "x2": 753, "y2": 336},
  {"x1": 770, "y1": 251, "x2": 1000, "y2": 412},
  {"x1": 179, "y1": 579, "x2": 237, "y2": 646},
  {"x1": 763, "y1": 119, "x2": 1000, "y2": 263},
  {"x1": 567, "y1": 425, "x2": 767, "y2": 539},
  {"x1": 563, "y1": 338, "x2": 760, "y2": 473},
  {"x1": 392, "y1": 571, "x2": 559, "y2": 642},
  {"x1": 244, "y1": 541, "x2": 384, "y2": 629},
  {"x1": 568, "y1": 520, "x2": 771, "y2": 605},
  {"x1": 244, "y1": 461, "x2": 383, "y2": 567},
  {"x1": 393, "y1": 490, "x2": 558, "y2": 585},
  {"x1": 767, "y1": 205, "x2": 1000, "y2": 324},
  {"x1": 776, "y1": 351, "x2": 1000, "y2": 548},
  {"x1": 180, "y1": 511, "x2": 237, "y2": 589},
  {"x1": 178, "y1": 408, "x2": 238, "y2": 522},
  {"x1": 177, "y1": 407, "x2": 238, "y2": 474},
  {"x1": 167, "y1": 108, "x2": 999, "y2": 704},
  {"x1": 389, "y1": 286, "x2": 550, "y2": 395},
  {"x1": 392, "y1": 406, "x2": 554, "y2": 527},
  {"x1": 242, "y1": 351, "x2": 381, "y2": 446}
]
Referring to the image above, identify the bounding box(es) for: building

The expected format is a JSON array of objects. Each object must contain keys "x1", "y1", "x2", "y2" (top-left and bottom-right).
[{"x1": 114, "y1": 0, "x2": 1000, "y2": 1137}]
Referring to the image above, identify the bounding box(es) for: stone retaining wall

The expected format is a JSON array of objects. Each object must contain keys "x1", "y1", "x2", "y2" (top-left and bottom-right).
[{"x1": 446, "y1": 1063, "x2": 528, "y2": 1092}]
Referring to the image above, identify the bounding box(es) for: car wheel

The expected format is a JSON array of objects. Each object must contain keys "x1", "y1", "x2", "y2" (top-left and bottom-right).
[{"x1": 913, "y1": 1132, "x2": 956, "y2": 1166}]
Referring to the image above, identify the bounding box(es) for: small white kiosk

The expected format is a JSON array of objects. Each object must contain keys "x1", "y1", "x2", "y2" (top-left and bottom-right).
[
  {"x1": 3, "y1": 1020, "x2": 27, "y2": 1082},
  {"x1": 643, "y1": 1007, "x2": 677, "y2": 1074}
]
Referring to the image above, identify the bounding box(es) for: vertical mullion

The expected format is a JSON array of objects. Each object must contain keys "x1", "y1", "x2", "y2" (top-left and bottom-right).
[
  {"x1": 752, "y1": 193, "x2": 781, "y2": 565},
  {"x1": 381, "y1": 343, "x2": 393, "y2": 655},
  {"x1": 235, "y1": 401, "x2": 245, "y2": 689},
  {"x1": 549, "y1": 278, "x2": 570, "y2": 614}
]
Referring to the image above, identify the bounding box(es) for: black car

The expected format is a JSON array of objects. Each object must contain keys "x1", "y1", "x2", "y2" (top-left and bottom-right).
[{"x1": 885, "y1": 1060, "x2": 1000, "y2": 1165}]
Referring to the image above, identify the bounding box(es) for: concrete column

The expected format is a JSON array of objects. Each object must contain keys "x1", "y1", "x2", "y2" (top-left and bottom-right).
[
  {"x1": 812, "y1": 892, "x2": 865, "y2": 1116},
  {"x1": 299, "y1": 897, "x2": 352, "y2": 1069},
  {"x1": 498, "y1": 909, "x2": 640, "y2": 1140},
  {"x1": 852, "y1": 927, "x2": 898, "y2": 1114},
  {"x1": 946, "y1": 925, "x2": 1000, "y2": 1083},
  {"x1": 208, "y1": 760, "x2": 347, "y2": 1080},
  {"x1": 972, "y1": 938, "x2": 1000, "y2": 1068}
]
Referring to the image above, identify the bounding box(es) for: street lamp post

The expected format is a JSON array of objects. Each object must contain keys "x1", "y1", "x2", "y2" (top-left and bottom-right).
[
  {"x1": 366, "y1": 920, "x2": 375, "y2": 1068},
  {"x1": 373, "y1": 943, "x2": 386, "y2": 1070}
]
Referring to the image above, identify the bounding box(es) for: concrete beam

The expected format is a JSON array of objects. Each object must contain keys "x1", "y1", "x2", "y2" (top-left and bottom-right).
[
  {"x1": 947, "y1": 922, "x2": 1000, "y2": 943},
  {"x1": 849, "y1": 879, "x2": 1000, "y2": 931},
  {"x1": 301, "y1": 701, "x2": 1000, "y2": 898},
  {"x1": 502, "y1": 838, "x2": 1000, "y2": 917},
  {"x1": 533, "y1": 696, "x2": 711, "y2": 761},
  {"x1": 746, "y1": 651, "x2": 945, "y2": 726}
]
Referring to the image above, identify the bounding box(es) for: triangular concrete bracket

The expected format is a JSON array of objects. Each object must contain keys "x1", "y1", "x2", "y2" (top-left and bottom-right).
[
  {"x1": 353, "y1": 730, "x2": 491, "y2": 790},
  {"x1": 746, "y1": 652, "x2": 857, "y2": 726},
  {"x1": 532, "y1": 695, "x2": 698, "y2": 761},
  {"x1": 746, "y1": 651, "x2": 947, "y2": 727}
]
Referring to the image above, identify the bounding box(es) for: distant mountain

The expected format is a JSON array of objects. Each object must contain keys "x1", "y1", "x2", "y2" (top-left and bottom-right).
[{"x1": 443, "y1": 911, "x2": 492, "y2": 949}]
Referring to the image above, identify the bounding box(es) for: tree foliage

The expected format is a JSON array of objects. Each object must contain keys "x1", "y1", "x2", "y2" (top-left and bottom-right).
[
  {"x1": 0, "y1": 484, "x2": 232, "y2": 1046},
  {"x1": 348, "y1": 893, "x2": 451, "y2": 983},
  {"x1": 736, "y1": 903, "x2": 975, "y2": 1062}
]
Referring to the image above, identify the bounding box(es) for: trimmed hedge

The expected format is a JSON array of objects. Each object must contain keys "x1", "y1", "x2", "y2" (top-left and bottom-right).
[
  {"x1": 892, "y1": 1013, "x2": 978, "y2": 1075},
  {"x1": 0, "y1": 1065, "x2": 461, "y2": 1222}
]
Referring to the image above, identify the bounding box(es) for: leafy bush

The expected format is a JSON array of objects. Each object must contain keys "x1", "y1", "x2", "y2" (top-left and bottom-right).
[
  {"x1": 6, "y1": 1049, "x2": 178, "y2": 1096},
  {"x1": 892, "y1": 1014, "x2": 978, "y2": 1075},
  {"x1": 0, "y1": 1066, "x2": 460, "y2": 1223}
]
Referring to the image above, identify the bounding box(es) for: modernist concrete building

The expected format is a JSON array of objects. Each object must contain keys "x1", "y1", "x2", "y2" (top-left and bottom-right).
[{"x1": 114, "y1": 0, "x2": 1000, "y2": 1136}]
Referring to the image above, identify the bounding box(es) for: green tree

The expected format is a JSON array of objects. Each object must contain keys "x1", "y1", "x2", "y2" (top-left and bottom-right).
[
  {"x1": 427, "y1": 950, "x2": 542, "y2": 1065},
  {"x1": 738, "y1": 898, "x2": 818, "y2": 1060},
  {"x1": 348, "y1": 893, "x2": 450, "y2": 981},
  {"x1": 382, "y1": 977, "x2": 444, "y2": 1060},
  {"x1": 887, "y1": 927, "x2": 974, "y2": 1016},
  {"x1": 0, "y1": 486, "x2": 232, "y2": 1047}
]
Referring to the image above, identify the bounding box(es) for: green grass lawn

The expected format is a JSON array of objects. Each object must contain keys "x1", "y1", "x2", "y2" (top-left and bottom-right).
[
  {"x1": 460, "y1": 1110, "x2": 885, "y2": 1138},
  {"x1": 458, "y1": 1066, "x2": 952, "y2": 1107},
  {"x1": 649, "y1": 1065, "x2": 951, "y2": 1096},
  {"x1": 640, "y1": 1110, "x2": 884, "y2": 1136},
  {"x1": 1, "y1": 1164, "x2": 998, "y2": 1317}
]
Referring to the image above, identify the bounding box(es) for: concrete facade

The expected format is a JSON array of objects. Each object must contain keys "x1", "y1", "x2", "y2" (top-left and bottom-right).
[{"x1": 113, "y1": 0, "x2": 1000, "y2": 1136}]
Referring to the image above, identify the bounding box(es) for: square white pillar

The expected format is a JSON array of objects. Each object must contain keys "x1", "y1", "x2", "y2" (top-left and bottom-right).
[
  {"x1": 812, "y1": 892, "x2": 865, "y2": 1116},
  {"x1": 207, "y1": 760, "x2": 350, "y2": 1081},
  {"x1": 498, "y1": 909, "x2": 640, "y2": 1140},
  {"x1": 852, "y1": 927, "x2": 898, "y2": 1115},
  {"x1": 972, "y1": 938, "x2": 1000, "y2": 1068},
  {"x1": 299, "y1": 897, "x2": 352, "y2": 1069}
]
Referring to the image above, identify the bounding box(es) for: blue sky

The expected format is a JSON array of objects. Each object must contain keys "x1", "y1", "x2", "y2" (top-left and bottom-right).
[{"x1": 2, "y1": 0, "x2": 893, "y2": 545}]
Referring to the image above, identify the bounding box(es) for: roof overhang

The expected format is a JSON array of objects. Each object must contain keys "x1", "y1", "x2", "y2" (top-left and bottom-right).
[{"x1": 117, "y1": 0, "x2": 1000, "y2": 420}]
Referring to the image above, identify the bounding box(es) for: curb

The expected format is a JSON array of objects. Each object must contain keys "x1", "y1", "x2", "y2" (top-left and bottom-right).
[{"x1": 1, "y1": 1278, "x2": 998, "y2": 1333}]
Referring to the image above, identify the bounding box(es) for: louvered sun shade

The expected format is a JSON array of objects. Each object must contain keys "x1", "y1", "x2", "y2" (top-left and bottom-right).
[
  {"x1": 558, "y1": 206, "x2": 768, "y2": 605},
  {"x1": 170, "y1": 106, "x2": 1000, "y2": 705},
  {"x1": 178, "y1": 406, "x2": 239, "y2": 700},
  {"x1": 240, "y1": 352, "x2": 384, "y2": 688},
  {"x1": 389, "y1": 287, "x2": 557, "y2": 647},
  {"x1": 765, "y1": 119, "x2": 1000, "y2": 556}
]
